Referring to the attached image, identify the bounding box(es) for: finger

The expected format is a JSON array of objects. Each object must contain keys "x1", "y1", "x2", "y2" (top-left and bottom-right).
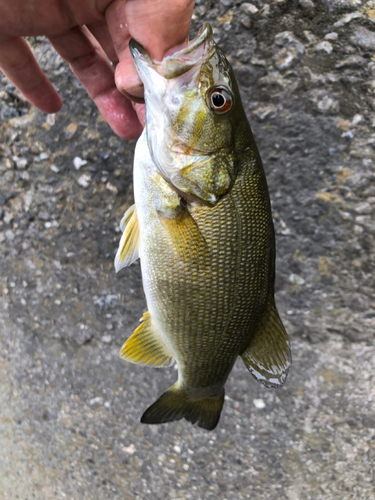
[
  {"x1": 125, "y1": 0, "x2": 195, "y2": 61},
  {"x1": 115, "y1": 47, "x2": 144, "y2": 103},
  {"x1": 0, "y1": 37, "x2": 62, "y2": 113},
  {"x1": 106, "y1": 0, "x2": 194, "y2": 100},
  {"x1": 105, "y1": 1, "x2": 141, "y2": 101},
  {"x1": 133, "y1": 102, "x2": 146, "y2": 128},
  {"x1": 87, "y1": 21, "x2": 119, "y2": 64},
  {"x1": 48, "y1": 26, "x2": 142, "y2": 139}
]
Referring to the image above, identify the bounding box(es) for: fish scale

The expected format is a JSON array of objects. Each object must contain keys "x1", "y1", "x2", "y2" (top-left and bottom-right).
[{"x1": 115, "y1": 23, "x2": 291, "y2": 430}]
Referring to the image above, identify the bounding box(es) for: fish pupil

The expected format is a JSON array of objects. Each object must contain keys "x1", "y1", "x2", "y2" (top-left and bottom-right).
[
  {"x1": 212, "y1": 92, "x2": 225, "y2": 108},
  {"x1": 208, "y1": 87, "x2": 232, "y2": 114}
]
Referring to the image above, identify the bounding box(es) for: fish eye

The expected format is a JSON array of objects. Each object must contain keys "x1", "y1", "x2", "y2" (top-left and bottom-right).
[{"x1": 208, "y1": 87, "x2": 232, "y2": 114}]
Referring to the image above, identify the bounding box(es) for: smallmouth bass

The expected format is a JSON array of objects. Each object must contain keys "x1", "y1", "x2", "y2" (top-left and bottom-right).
[{"x1": 115, "y1": 24, "x2": 291, "y2": 431}]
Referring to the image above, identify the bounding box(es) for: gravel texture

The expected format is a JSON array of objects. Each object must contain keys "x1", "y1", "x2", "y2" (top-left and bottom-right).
[{"x1": 0, "y1": 1, "x2": 374, "y2": 498}]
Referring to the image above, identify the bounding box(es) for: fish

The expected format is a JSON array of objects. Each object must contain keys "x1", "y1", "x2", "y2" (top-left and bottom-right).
[{"x1": 115, "y1": 23, "x2": 291, "y2": 431}]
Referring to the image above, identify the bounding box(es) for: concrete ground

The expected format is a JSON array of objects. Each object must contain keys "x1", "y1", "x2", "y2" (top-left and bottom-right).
[{"x1": 0, "y1": 1, "x2": 374, "y2": 498}]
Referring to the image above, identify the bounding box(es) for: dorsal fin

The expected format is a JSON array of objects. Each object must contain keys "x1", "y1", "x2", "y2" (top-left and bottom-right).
[
  {"x1": 120, "y1": 311, "x2": 174, "y2": 367},
  {"x1": 115, "y1": 204, "x2": 140, "y2": 272},
  {"x1": 241, "y1": 301, "x2": 291, "y2": 388}
]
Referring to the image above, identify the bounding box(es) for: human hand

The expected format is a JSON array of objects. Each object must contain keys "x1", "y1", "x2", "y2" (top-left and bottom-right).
[{"x1": 0, "y1": 0, "x2": 194, "y2": 139}]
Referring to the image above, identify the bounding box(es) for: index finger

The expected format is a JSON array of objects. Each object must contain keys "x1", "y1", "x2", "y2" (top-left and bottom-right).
[
  {"x1": 49, "y1": 25, "x2": 143, "y2": 139},
  {"x1": 0, "y1": 37, "x2": 63, "y2": 113}
]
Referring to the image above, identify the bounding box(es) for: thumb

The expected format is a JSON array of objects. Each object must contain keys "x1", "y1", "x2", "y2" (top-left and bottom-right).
[{"x1": 108, "y1": 0, "x2": 194, "y2": 102}]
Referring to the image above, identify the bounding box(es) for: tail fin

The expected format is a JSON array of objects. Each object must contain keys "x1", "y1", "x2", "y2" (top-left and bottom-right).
[{"x1": 141, "y1": 383, "x2": 224, "y2": 431}]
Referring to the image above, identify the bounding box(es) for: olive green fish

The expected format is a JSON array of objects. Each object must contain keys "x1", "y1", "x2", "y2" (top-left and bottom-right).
[{"x1": 115, "y1": 24, "x2": 291, "y2": 431}]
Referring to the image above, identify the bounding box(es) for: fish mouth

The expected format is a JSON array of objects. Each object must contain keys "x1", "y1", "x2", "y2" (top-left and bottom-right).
[{"x1": 130, "y1": 24, "x2": 214, "y2": 79}]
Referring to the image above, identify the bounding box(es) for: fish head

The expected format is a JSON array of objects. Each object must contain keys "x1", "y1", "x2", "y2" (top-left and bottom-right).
[{"x1": 130, "y1": 24, "x2": 248, "y2": 206}]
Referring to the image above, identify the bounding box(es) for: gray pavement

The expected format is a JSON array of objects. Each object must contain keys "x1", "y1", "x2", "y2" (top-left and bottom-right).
[{"x1": 1, "y1": 1, "x2": 374, "y2": 498}]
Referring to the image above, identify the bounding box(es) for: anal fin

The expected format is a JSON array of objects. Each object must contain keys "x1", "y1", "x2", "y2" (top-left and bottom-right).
[
  {"x1": 115, "y1": 204, "x2": 140, "y2": 272},
  {"x1": 241, "y1": 301, "x2": 291, "y2": 388},
  {"x1": 120, "y1": 311, "x2": 174, "y2": 367}
]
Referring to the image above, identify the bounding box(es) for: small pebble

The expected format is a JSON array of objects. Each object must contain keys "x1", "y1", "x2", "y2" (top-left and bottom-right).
[
  {"x1": 38, "y1": 211, "x2": 49, "y2": 220},
  {"x1": 5, "y1": 230, "x2": 15, "y2": 241},
  {"x1": 350, "y1": 26, "x2": 375, "y2": 51},
  {"x1": 316, "y1": 41, "x2": 333, "y2": 54},
  {"x1": 89, "y1": 397, "x2": 104, "y2": 405},
  {"x1": 341, "y1": 131, "x2": 354, "y2": 140},
  {"x1": 289, "y1": 273, "x2": 305, "y2": 285},
  {"x1": 334, "y1": 12, "x2": 361, "y2": 29},
  {"x1": 299, "y1": 0, "x2": 314, "y2": 9},
  {"x1": 354, "y1": 202, "x2": 371, "y2": 214},
  {"x1": 73, "y1": 156, "x2": 87, "y2": 170},
  {"x1": 253, "y1": 399, "x2": 266, "y2": 409},
  {"x1": 122, "y1": 444, "x2": 136, "y2": 454},
  {"x1": 325, "y1": 32, "x2": 338, "y2": 41},
  {"x1": 241, "y1": 16, "x2": 251, "y2": 29},
  {"x1": 318, "y1": 96, "x2": 334, "y2": 112},
  {"x1": 77, "y1": 173, "x2": 91, "y2": 188},
  {"x1": 65, "y1": 123, "x2": 78, "y2": 139},
  {"x1": 240, "y1": 3, "x2": 258, "y2": 15},
  {"x1": 46, "y1": 114, "x2": 55, "y2": 126},
  {"x1": 13, "y1": 156, "x2": 28, "y2": 170},
  {"x1": 106, "y1": 182, "x2": 118, "y2": 194},
  {"x1": 351, "y1": 114, "x2": 363, "y2": 125},
  {"x1": 273, "y1": 31, "x2": 305, "y2": 71}
]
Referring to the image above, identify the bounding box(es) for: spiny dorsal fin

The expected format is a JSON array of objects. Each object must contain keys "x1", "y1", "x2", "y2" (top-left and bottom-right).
[
  {"x1": 115, "y1": 204, "x2": 140, "y2": 272},
  {"x1": 141, "y1": 382, "x2": 225, "y2": 431},
  {"x1": 120, "y1": 311, "x2": 174, "y2": 367},
  {"x1": 159, "y1": 208, "x2": 210, "y2": 269},
  {"x1": 241, "y1": 301, "x2": 291, "y2": 388}
]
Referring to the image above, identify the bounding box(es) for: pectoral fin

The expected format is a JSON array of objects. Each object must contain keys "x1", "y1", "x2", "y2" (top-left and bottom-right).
[
  {"x1": 159, "y1": 207, "x2": 210, "y2": 269},
  {"x1": 241, "y1": 301, "x2": 291, "y2": 388},
  {"x1": 120, "y1": 311, "x2": 174, "y2": 367},
  {"x1": 115, "y1": 205, "x2": 140, "y2": 272}
]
